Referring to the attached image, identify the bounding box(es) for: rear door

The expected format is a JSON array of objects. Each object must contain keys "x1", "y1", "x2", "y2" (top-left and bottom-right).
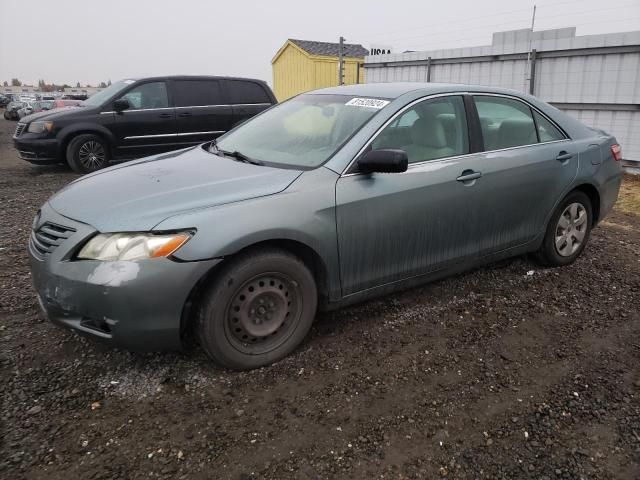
[
  {"x1": 172, "y1": 78, "x2": 232, "y2": 144},
  {"x1": 111, "y1": 80, "x2": 177, "y2": 156},
  {"x1": 225, "y1": 80, "x2": 274, "y2": 128},
  {"x1": 466, "y1": 94, "x2": 577, "y2": 255}
]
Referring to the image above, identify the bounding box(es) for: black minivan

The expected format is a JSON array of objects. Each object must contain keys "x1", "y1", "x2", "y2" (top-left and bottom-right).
[{"x1": 13, "y1": 76, "x2": 277, "y2": 173}]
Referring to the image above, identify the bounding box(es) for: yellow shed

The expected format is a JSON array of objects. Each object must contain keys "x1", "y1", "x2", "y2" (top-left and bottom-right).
[{"x1": 271, "y1": 39, "x2": 369, "y2": 101}]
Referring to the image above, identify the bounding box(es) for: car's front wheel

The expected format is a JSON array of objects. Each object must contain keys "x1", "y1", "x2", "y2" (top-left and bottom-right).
[
  {"x1": 537, "y1": 190, "x2": 593, "y2": 266},
  {"x1": 197, "y1": 247, "x2": 317, "y2": 370},
  {"x1": 66, "y1": 134, "x2": 110, "y2": 174}
]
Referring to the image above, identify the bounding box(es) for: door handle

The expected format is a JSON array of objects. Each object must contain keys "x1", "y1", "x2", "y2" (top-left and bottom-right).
[
  {"x1": 178, "y1": 112, "x2": 192, "y2": 118},
  {"x1": 456, "y1": 170, "x2": 482, "y2": 182},
  {"x1": 158, "y1": 113, "x2": 172, "y2": 118},
  {"x1": 556, "y1": 151, "x2": 573, "y2": 161}
]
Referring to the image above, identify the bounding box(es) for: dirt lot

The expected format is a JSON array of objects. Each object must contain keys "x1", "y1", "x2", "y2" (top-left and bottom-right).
[{"x1": 0, "y1": 116, "x2": 638, "y2": 480}]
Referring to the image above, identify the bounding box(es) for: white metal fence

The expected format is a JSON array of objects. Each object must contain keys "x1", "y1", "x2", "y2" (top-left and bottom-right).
[{"x1": 365, "y1": 28, "x2": 640, "y2": 165}]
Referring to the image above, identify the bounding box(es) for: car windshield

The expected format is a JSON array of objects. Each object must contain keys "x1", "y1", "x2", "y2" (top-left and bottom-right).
[
  {"x1": 81, "y1": 80, "x2": 134, "y2": 107},
  {"x1": 214, "y1": 94, "x2": 388, "y2": 169}
]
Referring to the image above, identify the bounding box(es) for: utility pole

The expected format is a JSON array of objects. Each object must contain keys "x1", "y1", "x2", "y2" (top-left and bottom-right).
[
  {"x1": 338, "y1": 36, "x2": 345, "y2": 85},
  {"x1": 525, "y1": 4, "x2": 537, "y2": 92}
]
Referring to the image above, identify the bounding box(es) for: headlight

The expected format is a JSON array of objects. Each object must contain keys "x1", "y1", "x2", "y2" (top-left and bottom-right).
[
  {"x1": 77, "y1": 232, "x2": 191, "y2": 261},
  {"x1": 27, "y1": 121, "x2": 54, "y2": 134}
]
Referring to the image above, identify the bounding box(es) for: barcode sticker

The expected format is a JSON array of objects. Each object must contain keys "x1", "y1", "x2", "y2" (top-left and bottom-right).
[{"x1": 345, "y1": 98, "x2": 390, "y2": 109}]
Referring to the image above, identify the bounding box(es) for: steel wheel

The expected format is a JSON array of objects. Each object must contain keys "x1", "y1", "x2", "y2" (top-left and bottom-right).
[
  {"x1": 224, "y1": 272, "x2": 302, "y2": 355},
  {"x1": 78, "y1": 140, "x2": 106, "y2": 170},
  {"x1": 554, "y1": 202, "x2": 587, "y2": 257}
]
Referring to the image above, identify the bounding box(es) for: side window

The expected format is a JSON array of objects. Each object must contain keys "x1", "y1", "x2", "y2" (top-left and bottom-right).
[
  {"x1": 371, "y1": 95, "x2": 469, "y2": 164},
  {"x1": 227, "y1": 81, "x2": 271, "y2": 104},
  {"x1": 120, "y1": 82, "x2": 168, "y2": 110},
  {"x1": 173, "y1": 80, "x2": 222, "y2": 107},
  {"x1": 474, "y1": 96, "x2": 537, "y2": 150},
  {"x1": 533, "y1": 110, "x2": 565, "y2": 142}
]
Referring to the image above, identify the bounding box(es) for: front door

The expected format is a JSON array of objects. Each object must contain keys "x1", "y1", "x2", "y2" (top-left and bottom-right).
[
  {"x1": 336, "y1": 95, "x2": 482, "y2": 296},
  {"x1": 112, "y1": 80, "x2": 177, "y2": 157}
]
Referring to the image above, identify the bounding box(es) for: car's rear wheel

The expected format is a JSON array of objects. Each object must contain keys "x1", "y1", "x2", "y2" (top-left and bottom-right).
[
  {"x1": 66, "y1": 134, "x2": 110, "y2": 174},
  {"x1": 536, "y1": 190, "x2": 592, "y2": 266},
  {"x1": 3, "y1": 110, "x2": 9, "y2": 120},
  {"x1": 197, "y1": 247, "x2": 317, "y2": 370}
]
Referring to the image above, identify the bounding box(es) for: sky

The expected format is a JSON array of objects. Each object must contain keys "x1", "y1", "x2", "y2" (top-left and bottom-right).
[{"x1": 1, "y1": 0, "x2": 639, "y2": 87}]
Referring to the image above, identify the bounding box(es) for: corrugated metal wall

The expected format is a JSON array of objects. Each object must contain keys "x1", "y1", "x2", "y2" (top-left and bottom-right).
[{"x1": 365, "y1": 28, "x2": 640, "y2": 163}]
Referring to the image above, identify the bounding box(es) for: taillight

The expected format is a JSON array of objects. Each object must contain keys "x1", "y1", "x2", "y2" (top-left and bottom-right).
[{"x1": 611, "y1": 144, "x2": 622, "y2": 161}]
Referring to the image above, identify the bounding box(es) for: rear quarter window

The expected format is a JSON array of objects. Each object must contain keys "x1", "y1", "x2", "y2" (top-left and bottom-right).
[{"x1": 227, "y1": 81, "x2": 271, "y2": 104}]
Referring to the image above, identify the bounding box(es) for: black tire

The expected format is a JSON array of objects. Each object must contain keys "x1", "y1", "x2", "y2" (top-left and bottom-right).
[
  {"x1": 3, "y1": 110, "x2": 9, "y2": 120},
  {"x1": 66, "y1": 134, "x2": 110, "y2": 174},
  {"x1": 536, "y1": 190, "x2": 593, "y2": 267},
  {"x1": 197, "y1": 247, "x2": 317, "y2": 370}
]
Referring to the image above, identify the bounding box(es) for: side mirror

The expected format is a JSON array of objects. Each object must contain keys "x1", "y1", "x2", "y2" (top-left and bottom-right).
[
  {"x1": 113, "y1": 98, "x2": 130, "y2": 112},
  {"x1": 358, "y1": 149, "x2": 408, "y2": 174}
]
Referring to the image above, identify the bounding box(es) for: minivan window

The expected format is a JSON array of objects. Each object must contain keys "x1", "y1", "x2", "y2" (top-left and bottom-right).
[
  {"x1": 227, "y1": 80, "x2": 271, "y2": 104},
  {"x1": 174, "y1": 80, "x2": 222, "y2": 107},
  {"x1": 533, "y1": 110, "x2": 565, "y2": 142},
  {"x1": 372, "y1": 95, "x2": 469, "y2": 164},
  {"x1": 215, "y1": 94, "x2": 383, "y2": 168},
  {"x1": 120, "y1": 82, "x2": 169, "y2": 109},
  {"x1": 474, "y1": 96, "x2": 537, "y2": 150}
]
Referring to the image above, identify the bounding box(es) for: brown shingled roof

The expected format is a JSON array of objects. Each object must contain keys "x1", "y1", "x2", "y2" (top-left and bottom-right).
[{"x1": 289, "y1": 39, "x2": 369, "y2": 58}]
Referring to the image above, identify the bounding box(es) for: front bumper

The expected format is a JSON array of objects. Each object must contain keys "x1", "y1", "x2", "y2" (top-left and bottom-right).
[
  {"x1": 29, "y1": 203, "x2": 221, "y2": 351},
  {"x1": 13, "y1": 133, "x2": 60, "y2": 164}
]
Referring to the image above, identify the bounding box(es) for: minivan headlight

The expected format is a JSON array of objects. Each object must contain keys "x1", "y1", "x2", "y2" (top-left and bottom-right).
[
  {"x1": 77, "y1": 232, "x2": 191, "y2": 261},
  {"x1": 27, "y1": 121, "x2": 54, "y2": 134}
]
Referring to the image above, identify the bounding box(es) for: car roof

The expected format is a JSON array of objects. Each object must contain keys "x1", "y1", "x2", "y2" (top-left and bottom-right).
[
  {"x1": 311, "y1": 82, "x2": 529, "y2": 99},
  {"x1": 124, "y1": 75, "x2": 269, "y2": 85}
]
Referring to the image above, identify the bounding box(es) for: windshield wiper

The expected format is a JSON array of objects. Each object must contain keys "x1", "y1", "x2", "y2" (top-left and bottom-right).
[
  {"x1": 208, "y1": 139, "x2": 220, "y2": 154},
  {"x1": 220, "y1": 149, "x2": 263, "y2": 166},
  {"x1": 207, "y1": 140, "x2": 263, "y2": 165}
]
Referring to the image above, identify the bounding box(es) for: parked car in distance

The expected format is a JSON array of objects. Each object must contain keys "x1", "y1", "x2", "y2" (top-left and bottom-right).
[
  {"x1": 52, "y1": 99, "x2": 83, "y2": 108},
  {"x1": 4, "y1": 101, "x2": 25, "y2": 120},
  {"x1": 17, "y1": 102, "x2": 35, "y2": 119},
  {"x1": 17, "y1": 100, "x2": 55, "y2": 119},
  {"x1": 13, "y1": 76, "x2": 277, "y2": 173},
  {"x1": 29, "y1": 83, "x2": 622, "y2": 370},
  {"x1": 0, "y1": 94, "x2": 9, "y2": 107},
  {"x1": 61, "y1": 94, "x2": 88, "y2": 101}
]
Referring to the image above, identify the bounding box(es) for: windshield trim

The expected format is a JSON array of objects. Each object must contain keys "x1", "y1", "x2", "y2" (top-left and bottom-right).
[{"x1": 209, "y1": 93, "x2": 392, "y2": 171}]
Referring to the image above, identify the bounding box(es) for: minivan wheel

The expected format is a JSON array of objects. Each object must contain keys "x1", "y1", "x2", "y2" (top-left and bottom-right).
[
  {"x1": 66, "y1": 134, "x2": 110, "y2": 174},
  {"x1": 536, "y1": 191, "x2": 592, "y2": 267},
  {"x1": 197, "y1": 247, "x2": 317, "y2": 370}
]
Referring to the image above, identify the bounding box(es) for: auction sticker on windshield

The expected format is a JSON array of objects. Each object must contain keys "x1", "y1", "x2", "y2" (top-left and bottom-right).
[{"x1": 345, "y1": 98, "x2": 390, "y2": 109}]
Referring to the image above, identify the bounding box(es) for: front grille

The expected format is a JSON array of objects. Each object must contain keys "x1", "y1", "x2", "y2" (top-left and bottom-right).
[
  {"x1": 30, "y1": 222, "x2": 76, "y2": 256},
  {"x1": 14, "y1": 123, "x2": 26, "y2": 137}
]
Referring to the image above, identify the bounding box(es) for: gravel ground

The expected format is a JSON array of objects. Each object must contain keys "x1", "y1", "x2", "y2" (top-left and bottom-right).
[{"x1": 1, "y1": 116, "x2": 639, "y2": 480}]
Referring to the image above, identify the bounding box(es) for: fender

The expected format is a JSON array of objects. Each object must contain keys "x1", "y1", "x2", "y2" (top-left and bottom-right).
[
  {"x1": 153, "y1": 167, "x2": 343, "y2": 300},
  {"x1": 58, "y1": 122, "x2": 116, "y2": 150}
]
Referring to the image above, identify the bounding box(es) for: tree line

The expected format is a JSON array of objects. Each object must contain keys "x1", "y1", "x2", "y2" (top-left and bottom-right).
[{"x1": 3, "y1": 79, "x2": 112, "y2": 91}]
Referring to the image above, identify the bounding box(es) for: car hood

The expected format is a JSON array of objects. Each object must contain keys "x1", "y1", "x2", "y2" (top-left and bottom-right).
[
  {"x1": 48, "y1": 146, "x2": 303, "y2": 232},
  {"x1": 21, "y1": 105, "x2": 91, "y2": 123}
]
